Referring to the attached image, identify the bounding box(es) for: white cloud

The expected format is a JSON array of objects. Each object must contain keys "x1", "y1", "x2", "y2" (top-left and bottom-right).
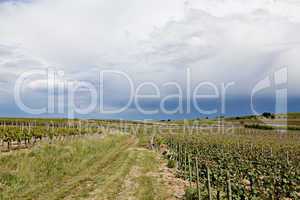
[
  {"x1": 0, "y1": 0, "x2": 299, "y2": 114},
  {"x1": 0, "y1": 0, "x2": 185, "y2": 67}
]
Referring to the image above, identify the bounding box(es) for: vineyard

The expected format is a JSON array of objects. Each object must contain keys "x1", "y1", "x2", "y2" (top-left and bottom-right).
[
  {"x1": 156, "y1": 129, "x2": 300, "y2": 200},
  {"x1": 0, "y1": 119, "x2": 116, "y2": 152},
  {"x1": 0, "y1": 118, "x2": 165, "y2": 152},
  {"x1": 0, "y1": 117, "x2": 299, "y2": 199}
]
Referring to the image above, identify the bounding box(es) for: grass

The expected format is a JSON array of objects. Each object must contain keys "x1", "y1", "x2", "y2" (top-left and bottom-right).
[
  {"x1": 244, "y1": 123, "x2": 300, "y2": 131},
  {"x1": 134, "y1": 149, "x2": 167, "y2": 200},
  {"x1": 0, "y1": 134, "x2": 168, "y2": 200},
  {"x1": 0, "y1": 135, "x2": 132, "y2": 199}
]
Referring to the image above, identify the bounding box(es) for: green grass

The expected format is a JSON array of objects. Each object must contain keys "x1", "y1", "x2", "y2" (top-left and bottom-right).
[
  {"x1": 0, "y1": 134, "x2": 168, "y2": 200},
  {"x1": 134, "y1": 149, "x2": 167, "y2": 200},
  {"x1": 0, "y1": 135, "x2": 135, "y2": 199}
]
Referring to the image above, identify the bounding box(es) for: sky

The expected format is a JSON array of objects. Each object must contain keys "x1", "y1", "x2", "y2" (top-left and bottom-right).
[{"x1": 0, "y1": 0, "x2": 299, "y2": 120}]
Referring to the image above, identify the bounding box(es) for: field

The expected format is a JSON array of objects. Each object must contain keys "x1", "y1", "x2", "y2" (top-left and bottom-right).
[
  {"x1": 0, "y1": 133, "x2": 176, "y2": 200},
  {"x1": 156, "y1": 131, "x2": 300, "y2": 199},
  {"x1": 0, "y1": 115, "x2": 299, "y2": 200}
]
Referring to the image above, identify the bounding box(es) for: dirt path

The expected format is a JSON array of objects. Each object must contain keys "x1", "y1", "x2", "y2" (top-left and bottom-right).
[
  {"x1": 156, "y1": 158, "x2": 190, "y2": 200},
  {"x1": 84, "y1": 145, "x2": 188, "y2": 200},
  {"x1": 1, "y1": 134, "x2": 187, "y2": 200}
]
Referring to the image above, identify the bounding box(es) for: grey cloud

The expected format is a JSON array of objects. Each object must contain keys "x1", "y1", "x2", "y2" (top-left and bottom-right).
[{"x1": 0, "y1": 0, "x2": 299, "y2": 116}]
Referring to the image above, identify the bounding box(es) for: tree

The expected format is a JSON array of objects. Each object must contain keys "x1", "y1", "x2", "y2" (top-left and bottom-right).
[{"x1": 262, "y1": 112, "x2": 274, "y2": 118}]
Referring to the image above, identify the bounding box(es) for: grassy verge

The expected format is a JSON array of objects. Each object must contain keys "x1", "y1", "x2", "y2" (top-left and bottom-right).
[
  {"x1": 0, "y1": 135, "x2": 134, "y2": 199},
  {"x1": 0, "y1": 134, "x2": 168, "y2": 200},
  {"x1": 134, "y1": 150, "x2": 166, "y2": 200},
  {"x1": 245, "y1": 124, "x2": 300, "y2": 131}
]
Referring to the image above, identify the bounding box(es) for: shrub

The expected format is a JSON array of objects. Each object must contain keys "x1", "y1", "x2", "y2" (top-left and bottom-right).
[
  {"x1": 244, "y1": 124, "x2": 274, "y2": 130},
  {"x1": 287, "y1": 126, "x2": 300, "y2": 131},
  {"x1": 167, "y1": 159, "x2": 176, "y2": 168},
  {"x1": 184, "y1": 187, "x2": 198, "y2": 200},
  {"x1": 262, "y1": 112, "x2": 275, "y2": 119}
]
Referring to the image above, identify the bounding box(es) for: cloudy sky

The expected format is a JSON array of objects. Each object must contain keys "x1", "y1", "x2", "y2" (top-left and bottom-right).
[{"x1": 0, "y1": 0, "x2": 299, "y2": 119}]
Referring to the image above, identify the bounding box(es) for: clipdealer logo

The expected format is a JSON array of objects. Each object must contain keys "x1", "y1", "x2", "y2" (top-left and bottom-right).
[{"x1": 251, "y1": 67, "x2": 288, "y2": 125}]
